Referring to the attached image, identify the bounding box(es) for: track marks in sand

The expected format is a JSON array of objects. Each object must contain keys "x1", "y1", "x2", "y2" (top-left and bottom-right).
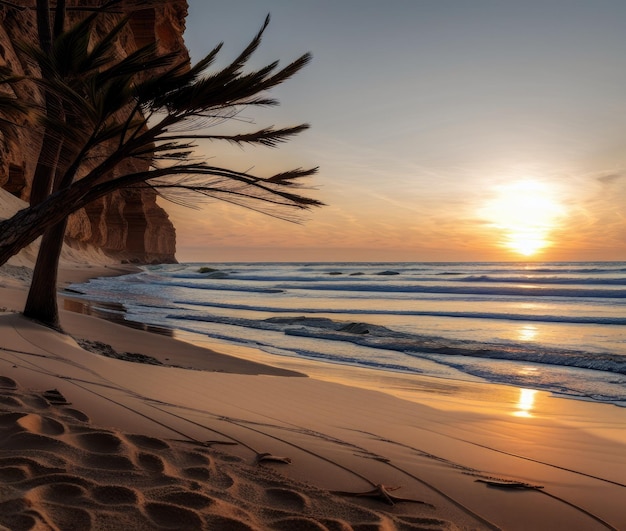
[{"x1": 0, "y1": 377, "x2": 461, "y2": 530}]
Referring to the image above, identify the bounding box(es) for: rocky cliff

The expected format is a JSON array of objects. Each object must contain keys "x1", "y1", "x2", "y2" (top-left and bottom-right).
[{"x1": 0, "y1": 1, "x2": 187, "y2": 264}]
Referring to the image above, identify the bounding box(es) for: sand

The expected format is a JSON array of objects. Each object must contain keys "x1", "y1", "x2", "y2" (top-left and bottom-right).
[{"x1": 0, "y1": 263, "x2": 624, "y2": 530}]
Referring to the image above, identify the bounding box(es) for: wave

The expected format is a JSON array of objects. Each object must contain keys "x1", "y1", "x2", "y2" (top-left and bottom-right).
[
  {"x1": 150, "y1": 313, "x2": 626, "y2": 404},
  {"x1": 172, "y1": 298, "x2": 625, "y2": 325},
  {"x1": 161, "y1": 273, "x2": 626, "y2": 287},
  {"x1": 121, "y1": 277, "x2": 285, "y2": 294},
  {"x1": 428, "y1": 264, "x2": 626, "y2": 275},
  {"x1": 459, "y1": 275, "x2": 626, "y2": 285},
  {"x1": 272, "y1": 282, "x2": 626, "y2": 299},
  {"x1": 148, "y1": 277, "x2": 626, "y2": 298},
  {"x1": 519, "y1": 266, "x2": 626, "y2": 274},
  {"x1": 418, "y1": 354, "x2": 626, "y2": 404},
  {"x1": 167, "y1": 313, "x2": 626, "y2": 376},
  {"x1": 160, "y1": 262, "x2": 626, "y2": 276}
]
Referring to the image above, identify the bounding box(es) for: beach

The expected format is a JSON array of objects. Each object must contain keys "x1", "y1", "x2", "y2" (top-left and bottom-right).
[{"x1": 0, "y1": 265, "x2": 625, "y2": 530}]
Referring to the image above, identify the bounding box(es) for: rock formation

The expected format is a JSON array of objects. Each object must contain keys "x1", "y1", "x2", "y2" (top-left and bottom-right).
[{"x1": 0, "y1": 1, "x2": 187, "y2": 264}]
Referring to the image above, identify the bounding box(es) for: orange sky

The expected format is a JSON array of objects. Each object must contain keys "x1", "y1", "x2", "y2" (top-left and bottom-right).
[{"x1": 168, "y1": 1, "x2": 626, "y2": 263}]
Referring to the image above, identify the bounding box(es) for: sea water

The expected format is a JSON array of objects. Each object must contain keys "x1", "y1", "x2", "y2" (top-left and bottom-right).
[{"x1": 67, "y1": 262, "x2": 626, "y2": 406}]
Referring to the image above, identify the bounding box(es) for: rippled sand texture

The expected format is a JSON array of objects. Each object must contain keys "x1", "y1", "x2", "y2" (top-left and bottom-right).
[{"x1": 0, "y1": 376, "x2": 465, "y2": 530}]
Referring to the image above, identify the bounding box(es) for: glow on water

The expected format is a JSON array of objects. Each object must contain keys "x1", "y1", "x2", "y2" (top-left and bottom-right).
[{"x1": 68, "y1": 261, "x2": 626, "y2": 406}]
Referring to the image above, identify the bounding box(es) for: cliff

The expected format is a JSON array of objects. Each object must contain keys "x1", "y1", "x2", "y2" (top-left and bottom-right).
[{"x1": 0, "y1": 1, "x2": 187, "y2": 264}]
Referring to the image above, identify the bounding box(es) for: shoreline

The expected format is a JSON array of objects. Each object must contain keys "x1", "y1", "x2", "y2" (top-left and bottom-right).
[
  {"x1": 61, "y1": 282, "x2": 625, "y2": 411},
  {"x1": 1, "y1": 264, "x2": 624, "y2": 529}
]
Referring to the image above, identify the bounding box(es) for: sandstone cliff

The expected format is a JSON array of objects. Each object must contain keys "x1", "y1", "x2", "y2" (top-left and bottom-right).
[{"x1": 0, "y1": 1, "x2": 187, "y2": 264}]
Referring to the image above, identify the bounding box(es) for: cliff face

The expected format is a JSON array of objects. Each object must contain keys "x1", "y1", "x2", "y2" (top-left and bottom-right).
[{"x1": 0, "y1": 1, "x2": 188, "y2": 264}]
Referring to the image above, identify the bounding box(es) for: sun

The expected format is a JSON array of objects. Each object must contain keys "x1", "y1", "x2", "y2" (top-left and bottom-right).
[{"x1": 481, "y1": 180, "x2": 565, "y2": 257}]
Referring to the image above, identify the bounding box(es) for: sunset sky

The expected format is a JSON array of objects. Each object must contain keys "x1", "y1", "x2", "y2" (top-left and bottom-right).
[{"x1": 170, "y1": 0, "x2": 626, "y2": 262}]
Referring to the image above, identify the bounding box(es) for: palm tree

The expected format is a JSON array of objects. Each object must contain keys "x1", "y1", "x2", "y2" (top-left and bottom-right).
[{"x1": 0, "y1": 6, "x2": 321, "y2": 329}]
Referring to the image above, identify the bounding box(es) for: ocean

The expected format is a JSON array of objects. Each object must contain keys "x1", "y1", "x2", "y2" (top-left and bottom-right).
[{"x1": 67, "y1": 262, "x2": 626, "y2": 407}]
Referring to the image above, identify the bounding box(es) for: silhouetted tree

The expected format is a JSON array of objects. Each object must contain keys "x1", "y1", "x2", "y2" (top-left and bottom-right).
[{"x1": 0, "y1": 5, "x2": 321, "y2": 329}]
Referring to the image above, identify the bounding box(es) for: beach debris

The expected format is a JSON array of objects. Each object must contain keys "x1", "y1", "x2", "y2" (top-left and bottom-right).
[
  {"x1": 256, "y1": 452, "x2": 292, "y2": 465},
  {"x1": 331, "y1": 484, "x2": 433, "y2": 507},
  {"x1": 62, "y1": 287, "x2": 84, "y2": 294},
  {"x1": 76, "y1": 339, "x2": 163, "y2": 366},
  {"x1": 42, "y1": 389, "x2": 71, "y2": 405},
  {"x1": 204, "y1": 440, "x2": 238, "y2": 447},
  {"x1": 475, "y1": 479, "x2": 544, "y2": 490}
]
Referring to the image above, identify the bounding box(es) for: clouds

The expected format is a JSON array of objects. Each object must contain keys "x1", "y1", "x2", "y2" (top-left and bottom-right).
[
  {"x1": 596, "y1": 172, "x2": 625, "y2": 186},
  {"x1": 173, "y1": 1, "x2": 626, "y2": 262}
]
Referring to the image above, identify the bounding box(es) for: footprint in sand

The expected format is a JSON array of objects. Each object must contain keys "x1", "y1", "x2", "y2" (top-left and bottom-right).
[
  {"x1": 0, "y1": 376, "x2": 17, "y2": 388},
  {"x1": 73, "y1": 431, "x2": 126, "y2": 454},
  {"x1": 270, "y1": 517, "x2": 329, "y2": 531},
  {"x1": 179, "y1": 449, "x2": 213, "y2": 467},
  {"x1": 42, "y1": 505, "x2": 93, "y2": 530},
  {"x1": 143, "y1": 501, "x2": 204, "y2": 530},
  {"x1": 183, "y1": 465, "x2": 212, "y2": 481},
  {"x1": 4, "y1": 431, "x2": 76, "y2": 453},
  {"x1": 126, "y1": 433, "x2": 170, "y2": 450},
  {"x1": 18, "y1": 473, "x2": 94, "y2": 491},
  {"x1": 31, "y1": 481, "x2": 89, "y2": 503},
  {"x1": 60, "y1": 407, "x2": 90, "y2": 423},
  {"x1": 16, "y1": 413, "x2": 65, "y2": 436},
  {"x1": 81, "y1": 452, "x2": 136, "y2": 471},
  {"x1": 204, "y1": 514, "x2": 258, "y2": 531},
  {"x1": 21, "y1": 394, "x2": 52, "y2": 409},
  {"x1": 137, "y1": 451, "x2": 171, "y2": 475},
  {"x1": 0, "y1": 395, "x2": 24, "y2": 407},
  {"x1": 154, "y1": 489, "x2": 217, "y2": 510},
  {"x1": 0, "y1": 411, "x2": 28, "y2": 427},
  {"x1": 0, "y1": 514, "x2": 38, "y2": 530},
  {"x1": 0, "y1": 456, "x2": 63, "y2": 479},
  {"x1": 0, "y1": 465, "x2": 28, "y2": 482},
  {"x1": 91, "y1": 485, "x2": 138, "y2": 505},
  {"x1": 265, "y1": 487, "x2": 312, "y2": 512}
]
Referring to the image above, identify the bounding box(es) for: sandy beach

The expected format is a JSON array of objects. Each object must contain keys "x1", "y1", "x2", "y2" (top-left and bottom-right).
[{"x1": 0, "y1": 265, "x2": 624, "y2": 530}]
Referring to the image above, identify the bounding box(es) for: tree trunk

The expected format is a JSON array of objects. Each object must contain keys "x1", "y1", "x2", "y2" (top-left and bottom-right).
[
  {"x1": 25, "y1": 118, "x2": 75, "y2": 328},
  {"x1": 23, "y1": 0, "x2": 70, "y2": 328},
  {"x1": 53, "y1": 0, "x2": 65, "y2": 38},
  {"x1": 30, "y1": 0, "x2": 61, "y2": 206},
  {"x1": 29, "y1": 108, "x2": 63, "y2": 205},
  {"x1": 22, "y1": 220, "x2": 67, "y2": 330}
]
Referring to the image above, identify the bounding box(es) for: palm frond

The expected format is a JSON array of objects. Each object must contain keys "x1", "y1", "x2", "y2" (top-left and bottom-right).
[
  {"x1": 160, "y1": 124, "x2": 310, "y2": 148},
  {"x1": 50, "y1": 11, "x2": 98, "y2": 77},
  {"x1": 267, "y1": 167, "x2": 319, "y2": 184},
  {"x1": 254, "y1": 52, "x2": 312, "y2": 93},
  {"x1": 79, "y1": 17, "x2": 129, "y2": 72},
  {"x1": 226, "y1": 14, "x2": 271, "y2": 76},
  {"x1": 12, "y1": 9, "x2": 322, "y2": 233},
  {"x1": 97, "y1": 43, "x2": 177, "y2": 83}
]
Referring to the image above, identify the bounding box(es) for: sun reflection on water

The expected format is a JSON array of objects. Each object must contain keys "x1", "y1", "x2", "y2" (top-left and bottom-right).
[
  {"x1": 514, "y1": 388, "x2": 537, "y2": 418},
  {"x1": 517, "y1": 325, "x2": 538, "y2": 342}
]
